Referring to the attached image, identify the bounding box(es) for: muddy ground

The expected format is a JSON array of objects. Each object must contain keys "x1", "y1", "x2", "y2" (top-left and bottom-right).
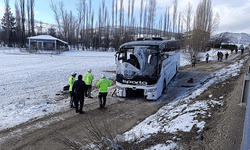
[{"x1": 0, "y1": 52, "x2": 249, "y2": 150}]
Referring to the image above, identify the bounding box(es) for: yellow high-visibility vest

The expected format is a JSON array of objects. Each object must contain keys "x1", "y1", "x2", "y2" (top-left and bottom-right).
[
  {"x1": 96, "y1": 78, "x2": 112, "y2": 93},
  {"x1": 84, "y1": 72, "x2": 93, "y2": 85},
  {"x1": 68, "y1": 76, "x2": 75, "y2": 91}
]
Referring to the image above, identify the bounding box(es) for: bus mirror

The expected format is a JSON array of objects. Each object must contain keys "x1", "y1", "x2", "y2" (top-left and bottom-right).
[
  {"x1": 148, "y1": 54, "x2": 152, "y2": 64},
  {"x1": 114, "y1": 52, "x2": 119, "y2": 57},
  {"x1": 114, "y1": 52, "x2": 118, "y2": 64}
]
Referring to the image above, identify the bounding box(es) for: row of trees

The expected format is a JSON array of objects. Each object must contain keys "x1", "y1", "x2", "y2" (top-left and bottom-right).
[
  {"x1": 49, "y1": 0, "x2": 186, "y2": 50},
  {"x1": 1, "y1": 0, "x2": 223, "y2": 55}
]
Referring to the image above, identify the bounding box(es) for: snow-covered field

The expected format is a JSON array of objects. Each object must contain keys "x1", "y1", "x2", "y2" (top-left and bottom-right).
[
  {"x1": 0, "y1": 48, "x2": 116, "y2": 131},
  {"x1": 0, "y1": 47, "x2": 242, "y2": 149}
]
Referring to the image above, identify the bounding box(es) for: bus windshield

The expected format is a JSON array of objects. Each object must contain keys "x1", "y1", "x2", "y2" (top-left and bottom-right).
[{"x1": 116, "y1": 46, "x2": 158, "y2": 80}]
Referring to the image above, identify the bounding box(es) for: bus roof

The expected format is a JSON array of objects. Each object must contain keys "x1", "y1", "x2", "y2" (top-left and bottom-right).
[{"x1": 120, "y1": 38, "x2": 179, "y2": 48}]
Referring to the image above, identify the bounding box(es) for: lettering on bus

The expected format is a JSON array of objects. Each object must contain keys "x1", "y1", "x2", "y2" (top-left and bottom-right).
[{"x1": 122, "y1": 80, "x2": 148, "y2": 85}]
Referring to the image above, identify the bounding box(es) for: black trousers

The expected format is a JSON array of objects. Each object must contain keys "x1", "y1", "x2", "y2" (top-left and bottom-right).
[
  {"x1": 86, "y1": 85, "x2": 92, "y2": 97},
  {"x1": 98, "y1": 92, "x2": 107, "y2": 108},
  {"x1": 75, "y1": 94, "x2": 84, "y2": 113},
  {"x1": 192, "y1": 63, "x2": 195, "y2": 68},
  {"x1": 70, "y1": 91, "x2": 75, "y2": 107}
]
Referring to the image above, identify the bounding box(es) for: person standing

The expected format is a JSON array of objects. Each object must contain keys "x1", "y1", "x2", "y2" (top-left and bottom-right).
[
  {"x1": 205, "y1": 53, "x2": 209, "y2": 63},
  {"x1": 69, "y1": 72, "x2": 77, "y2": 108},
  {"x1": 191, "y1": 55, "x2": 196, "y2": 68},
  {"x1": 96, "y1": 74, "x2": 112, "y2": 109},
  {"x1": 219, "y1": 52, "x2": 223, "y2": 62},
  {"x1": 231, "y1": 48, "x2": 234, "y2": 54},
  {"x1": 225, "y1": 52, "x2": 229, "y2": 60},
  {"x1": 240, "y1": 45, "x2": 244, "y2": 54},
  {"x1": 72, "y1": 75, "x2": 87, "y2": 114},
  {"x1": 217, "y1": 51, "x2": 220, "y2": 61},
  {"x1": 235, "y1": 47, "x2": 238, "y2": 54},
  {"x1": 84, "y1": 69, "x2": 94, "y2": 98}
]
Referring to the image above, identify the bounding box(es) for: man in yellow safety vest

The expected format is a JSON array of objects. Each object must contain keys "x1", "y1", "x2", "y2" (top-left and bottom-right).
[
  {"x1": 96, "y1": 74, "x2": 112, "y2": 109},
  {"x1": 69, "y1": 72, "x2": 77, "y2": 108},
  {"x1": 84, "y1": 69, "x2": 94, "y2": 98}
]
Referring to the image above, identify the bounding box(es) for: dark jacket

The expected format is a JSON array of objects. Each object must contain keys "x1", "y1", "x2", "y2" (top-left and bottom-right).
[{"x1": 72, "y1": 80, "x2": 87, "y2": 95}]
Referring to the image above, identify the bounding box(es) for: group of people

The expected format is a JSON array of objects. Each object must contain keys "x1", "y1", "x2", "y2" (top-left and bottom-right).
[
  {"x1": 68, "y1": 69, "x2": 112, "y2": 114},
  {"x1": 191, "y1": 50, "x2": 230, "y2": 68},
  {"x1": 217, "y1": 51, "x2": 229, "y2": 62},
  {"x1": 231, "y1": 45, "x2": 245, "y2": 55}
]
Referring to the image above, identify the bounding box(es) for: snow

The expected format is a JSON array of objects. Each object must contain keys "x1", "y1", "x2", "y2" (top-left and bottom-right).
[
  {"x1": 27, "y1": 35, "x2": 68, "y2": 44},
  {"x1": 0, "y1": 47, "x2": 248, "y2": 149},
  {"x1": 115, "y1": 49, "x2": 248, "y2": 149},
  {"x1": 0, "y1": 48, "x2": 116, "y2": 131}
]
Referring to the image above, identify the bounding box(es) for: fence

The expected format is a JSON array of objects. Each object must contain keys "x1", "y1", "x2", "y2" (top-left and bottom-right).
[{"x1": 241, "y1": 63, "x2": 250, "y2": 150}]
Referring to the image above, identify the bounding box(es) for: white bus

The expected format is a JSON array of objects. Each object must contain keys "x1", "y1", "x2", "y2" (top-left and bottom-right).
[{"x1": 114, "y1": 37, "x2": 181, "y2": 100}]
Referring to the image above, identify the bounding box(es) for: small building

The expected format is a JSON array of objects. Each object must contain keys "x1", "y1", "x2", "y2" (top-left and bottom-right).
[{"x1": 27, "y1": 35, "x2": 68, "y2": 52}]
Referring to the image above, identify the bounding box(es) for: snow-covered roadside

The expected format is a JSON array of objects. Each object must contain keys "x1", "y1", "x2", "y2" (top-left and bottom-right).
[
  {"x1": 0, "y1": 48, "x2": 197, "y2": 132},
  {"x1": 114, "y1": 54, "x2": 248, "y2": 149},
  {"x1": 0, "y1": 47, "x2": 242, "y2": 149}
]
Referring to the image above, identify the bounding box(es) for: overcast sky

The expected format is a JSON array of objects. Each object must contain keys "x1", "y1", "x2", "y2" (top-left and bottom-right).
[{"x1": 0, "y1": 0, "x2": 250, "y2": 34}]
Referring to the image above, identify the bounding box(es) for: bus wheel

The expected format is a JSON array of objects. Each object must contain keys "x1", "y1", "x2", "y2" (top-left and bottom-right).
[
  {"x1": 163, "y1": 79, "x2": 167, "y2": 91},
  {"x1": 175, "y1": 66, "x2": 178, "y2": 76}
]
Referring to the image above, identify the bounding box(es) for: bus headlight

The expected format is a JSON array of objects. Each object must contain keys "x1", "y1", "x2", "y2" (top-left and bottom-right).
[
  {"x1": 147, "y1": 88, "x2": 157, "y2": 93},
  {"x1": 117, "y1": 87, "x2": 125, "y2": 97}
]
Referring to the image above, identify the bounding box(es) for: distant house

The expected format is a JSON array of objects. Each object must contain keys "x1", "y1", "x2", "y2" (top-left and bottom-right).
[{"x1": 27, "y1": 35, "x2": 68, "y2": 52}]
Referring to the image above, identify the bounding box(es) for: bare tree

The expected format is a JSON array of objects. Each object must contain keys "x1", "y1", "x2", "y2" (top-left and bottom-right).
[
  {"x1": 115, "y1": 0, "x2": 118, "y2": 27},
  {"x1": 186, "y1": 0, "x2": 220, "y2": 60},
  {"x1": 172, "y1": 0, "x2": 178, "y2": 38},
  {"x1": 119, "y1": 0, "x2": 124, "y2": 36},
  {"x1": 177, "y1": 12, "x2": 182, "y2": 39},
  {"x1": 98, "y1": 6, "x2": 102, "y2": 50},
  {"x1": 163, "y1": 6, "x2": 169, "y2": 37},
  {"x1": 87, "y1": 0, "x2": 92, "y2": 49},
  {"x1": 15, "y1": 1, "x2": 21, "y2": 47},
  {"x1": 131, "y1": 0, "x2": 135, "y2": 38},
  {"x1": 50, "y1": 0, "x2": 62, "y2": 37},
  {"x1": 59, "y1": 1, "x2": 68, "y2": 40},
  {"x1": 166, "y1": 6, "x2": 170, "y2": 38},
  {"x1": 127, "y1": 0, "x2": 130, "y2": 26},
  {"x1": 68, "y1": 11, "x2": 77, "y2": 48},
  {"x1": 158, "y1": 14, "x2": 162, "y2": 36},
  {"x1": 143, "y1": 3, "x2": 148, "y2": 35},
  {"x1": 30, "y1": 0, "x2": 35, "y2": 36},
  {"x1": 20, "y1": 0, "x2": 25, "y2": 47},
  {"x1": 90, "y1": 11, "x2": 94, "y2": 49},
  {"x1": 182, "y1": 2, "x2": 192, "y2": 35},
  {"x1": 112, "y1": 0, "x2": 114, "y2": 35},
  {"x1": 182, "y1": 2, "x2": 192, "y2": 52},
  {"x1": 76, "y1": 0, "x2": 84, "y2": 50},
  {"x1": 139, "y1": 0, "x2": 143, "y2": 36},
  {"x1": 26, "y1": 0, "x2": 30, "y2": 36},
  {"x1": 81, "y1": 0, "x2": 86, "y2": 49},
  {"x1": 148, "y1": 0, "x2": 157, "y2": 36}
]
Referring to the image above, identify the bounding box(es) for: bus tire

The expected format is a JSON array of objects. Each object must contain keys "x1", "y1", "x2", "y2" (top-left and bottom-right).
[{"x1": 163, "y1": 79, "x2": 167, "y2": 91}]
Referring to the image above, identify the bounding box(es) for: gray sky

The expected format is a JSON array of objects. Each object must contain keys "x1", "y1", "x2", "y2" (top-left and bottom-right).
[{"x1": 0, "y1": 0, "x2": 250, "y2": 34}]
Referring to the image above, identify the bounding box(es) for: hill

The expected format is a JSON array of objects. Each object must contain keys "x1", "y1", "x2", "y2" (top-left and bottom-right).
[{"x1": 224, "y1": 32, "x2": 250, "y2": 46}]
